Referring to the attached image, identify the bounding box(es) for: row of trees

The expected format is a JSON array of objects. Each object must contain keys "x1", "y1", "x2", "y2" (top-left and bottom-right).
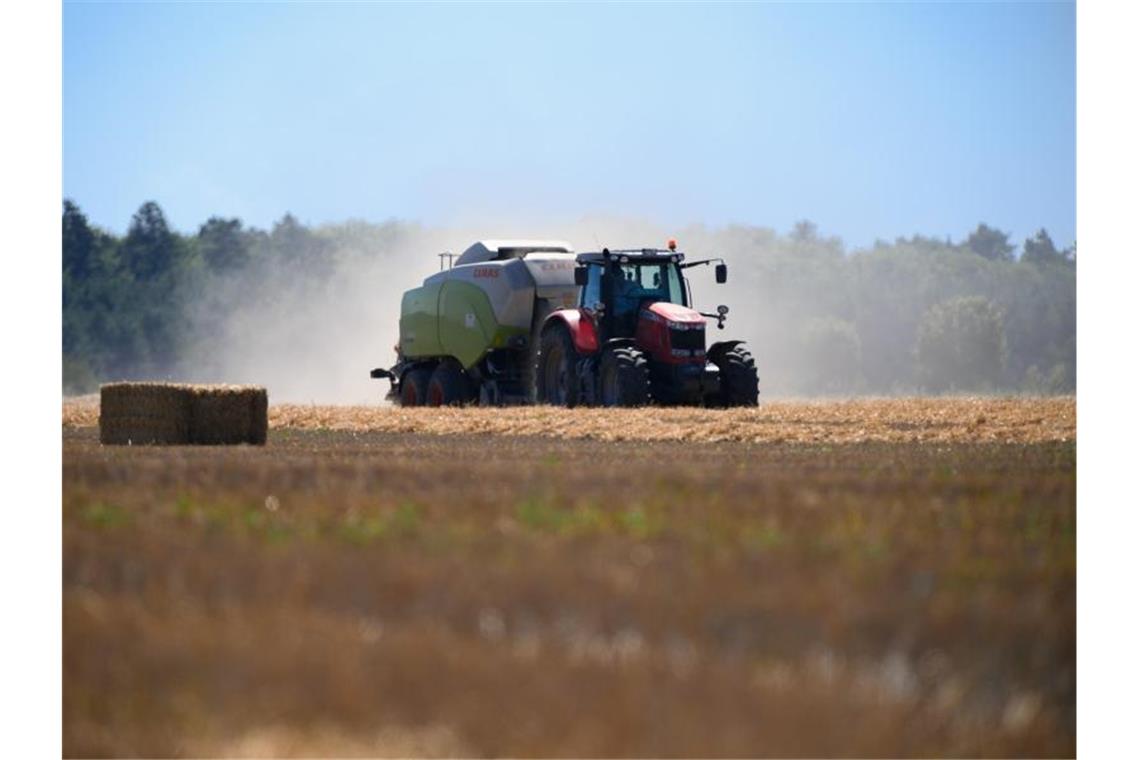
[
  {"x1": 63, "y1": 200, "x2": 355, "y2": 389},
  {"x1": 62, "y1": 200, "x2": 1075, "y2": 396},
  {"x1": 715, "y1": 221, "x2": 1074, "y2": 394}
]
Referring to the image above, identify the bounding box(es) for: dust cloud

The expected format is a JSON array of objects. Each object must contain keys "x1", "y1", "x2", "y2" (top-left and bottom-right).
[
  {"x1": 174, "y1": 215, "x2": 1072, "y2": 403},
  {"x1": 178, "y1": 218, "x2": 759, "y2": 405}
]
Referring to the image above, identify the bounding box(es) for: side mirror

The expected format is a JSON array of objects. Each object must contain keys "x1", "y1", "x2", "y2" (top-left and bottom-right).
[
  {"x1": 574, "y1": 266, "x2": 589, "y2": 286},
  {"x1": 715, "y1": 263, "x2": 728, "y2": 284}
]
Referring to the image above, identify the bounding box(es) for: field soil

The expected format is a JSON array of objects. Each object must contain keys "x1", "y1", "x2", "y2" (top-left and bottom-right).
[{"x1": 63, "y1": 398, "x2": 1075, "y2": 757}]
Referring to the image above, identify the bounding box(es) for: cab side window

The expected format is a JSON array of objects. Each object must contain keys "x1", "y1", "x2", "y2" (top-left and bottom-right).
[{"x1": 581, "y1": 264, "x2": 602, "y2": 308}]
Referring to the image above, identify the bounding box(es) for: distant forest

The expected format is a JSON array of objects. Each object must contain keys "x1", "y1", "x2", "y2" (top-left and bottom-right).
[{"x1": 62, "y1": 200, "x2": 1075, "y2": 397}]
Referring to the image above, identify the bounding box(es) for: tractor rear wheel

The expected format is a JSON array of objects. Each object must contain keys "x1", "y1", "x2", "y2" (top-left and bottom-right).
[
  {"x1": 399, "y1": 367, "x2": 432, "y2": 407},
  {"x1": 714, "y1": 346, "x2": 759, "y2": 406},
  {"x1": 427, "y1": 362, "x2": 469, "y2": 406},
  {"x1": 522, "y1": 301, "x2": 553, "y2": 402},
  {"x1": 537, "y1": 325, "x2": 580, "y2": 407},
  {"x1": 599, "y1": 346, "x2": 650, "y2": 407}
]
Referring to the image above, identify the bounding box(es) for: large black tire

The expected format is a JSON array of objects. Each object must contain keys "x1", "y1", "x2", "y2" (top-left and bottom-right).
[
  {"x1": 714, "y1": 346, "x2": 759, "y2": 407},
  {"x1": 399, "y1": 367, "x2": 432, "y2": 407},
  {"x1": 599, "y1": 346, "x2": 650, "y2": 407},
  {"x1": 427, "y1": 362, "x2": 470, "y2": 407},
  {"x1": 536, "y1": 325, "x2": 580, "y2": 407},
  {"x1": 522, "y1": 302, "x2": 553, "y2": 403}
]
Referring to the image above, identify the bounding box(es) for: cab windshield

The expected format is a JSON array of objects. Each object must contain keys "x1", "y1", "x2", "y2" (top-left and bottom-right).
[{"x1": 611, "y1": 261, "x2": 687, "y2": 319}]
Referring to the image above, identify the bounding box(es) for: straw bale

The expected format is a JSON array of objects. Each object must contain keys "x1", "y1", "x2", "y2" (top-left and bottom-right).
[
  {"x1": 99, "y1": 383, "x2": 191, "y2": 444},
  {"x1": 98, "y1": 382, "x2": 268, "y2": 445},
  {"x1": 188, "y1": 385, "x2": 268, "y2": 445}
]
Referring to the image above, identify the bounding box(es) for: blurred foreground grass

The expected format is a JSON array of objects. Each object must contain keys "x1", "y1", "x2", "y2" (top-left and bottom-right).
[{"x1": 63, "y1": 411, "x2": 1074, "y2": 757}]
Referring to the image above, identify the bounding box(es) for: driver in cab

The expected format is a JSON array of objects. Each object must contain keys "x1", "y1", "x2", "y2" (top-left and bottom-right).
[{"x1": 610, "y1": 264, "x2": 644, "y2": 333}]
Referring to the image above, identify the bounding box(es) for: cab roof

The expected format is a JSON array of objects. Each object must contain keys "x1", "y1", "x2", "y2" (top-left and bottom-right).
[{"x1": 576, "y1": 248, "x2": 685, "y2": 265}]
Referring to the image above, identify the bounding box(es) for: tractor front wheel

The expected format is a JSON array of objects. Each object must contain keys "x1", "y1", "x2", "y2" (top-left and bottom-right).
[
  {"x1": 599, "y1": 346, "x2": 650, "y2": 407},
  {"x1": 714, "y1": 346, "x2": 759, "y2": 406},
  {"x1": 537, "y1": 326, "x2": 580, "y2": 407}
]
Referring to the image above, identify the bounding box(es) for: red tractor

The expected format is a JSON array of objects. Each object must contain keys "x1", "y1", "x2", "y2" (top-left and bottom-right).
[{"x1": 535, "y1": 245, "x2": 759, "y2": 407}]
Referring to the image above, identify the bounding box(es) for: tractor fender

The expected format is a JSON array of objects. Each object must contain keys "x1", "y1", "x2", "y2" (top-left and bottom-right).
[
  {"x1": 707, "y1": 340, "x2": 746, "y2": 364},
  {"x1": 542, "y1": 309, "x2": 599, "y2": 354}
]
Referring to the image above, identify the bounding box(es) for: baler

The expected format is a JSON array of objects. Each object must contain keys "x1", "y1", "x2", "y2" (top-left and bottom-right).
[{"x1": 371, "y1": 240, "x2": 579, "y2": 405}]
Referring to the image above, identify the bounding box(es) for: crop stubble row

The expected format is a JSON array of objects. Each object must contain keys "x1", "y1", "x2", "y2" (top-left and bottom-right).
[{"x1": 63, "y1": 396, "x2": 1075, "y2": 444}]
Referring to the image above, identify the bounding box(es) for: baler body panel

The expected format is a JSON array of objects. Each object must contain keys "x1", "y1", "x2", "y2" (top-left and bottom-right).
[
  {"x1": 437, "y1": 280, "x2": 525, "y2": 369},
  {"x1": 522, "y1": 254, "x2": 581, "y2": 303},
  {"x1": 397, "y1": 247, "x2": 579, "y2": 371},
  {"x1": 399, "y1": 282, "x2": 445, "y2": 358}
]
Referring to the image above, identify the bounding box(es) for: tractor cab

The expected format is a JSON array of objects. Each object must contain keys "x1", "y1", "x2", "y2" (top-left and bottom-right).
[{"x1": 574, "y1": 248, "x2": 692, "y2": 341}]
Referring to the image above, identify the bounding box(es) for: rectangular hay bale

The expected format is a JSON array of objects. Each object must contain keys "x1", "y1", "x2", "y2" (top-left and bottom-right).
[
  {"x1": 188, "y1": 385, "x2": 268, "y2": 445},
  {"x1": 99, "y1": 383, "x2": 192, "y2": 445},
  {"x1": 99, "y1": 383, "x2": 268, "y2": 446}
]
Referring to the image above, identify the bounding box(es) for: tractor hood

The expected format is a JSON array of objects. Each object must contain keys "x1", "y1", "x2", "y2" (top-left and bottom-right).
[{"x1": 645, "y1": 301, "x2": 705, "y2": 327}]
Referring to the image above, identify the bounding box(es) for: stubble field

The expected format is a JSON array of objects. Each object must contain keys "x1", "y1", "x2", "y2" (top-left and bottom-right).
[{"x1": 63, "y1": 398, "x2": 1075, "y2": 757}]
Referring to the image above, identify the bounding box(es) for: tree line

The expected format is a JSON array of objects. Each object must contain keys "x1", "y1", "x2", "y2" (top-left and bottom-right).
[{"x1": 62, "y1": 200, "x2": 1075, "y2": 396}]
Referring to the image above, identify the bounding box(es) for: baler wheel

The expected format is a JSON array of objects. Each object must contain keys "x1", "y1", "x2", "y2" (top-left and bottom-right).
[
  {"x1": 399, "y1": 367, "x2": 432, "y2": 407},
  {"x1": 427, "y1": 363, "x2": 469, "y2": 407}
]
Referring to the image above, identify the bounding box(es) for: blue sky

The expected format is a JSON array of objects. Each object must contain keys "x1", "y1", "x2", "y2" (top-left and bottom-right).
[{"x1": 64, "y1": 1, "x2": 1075, "y2": 250}]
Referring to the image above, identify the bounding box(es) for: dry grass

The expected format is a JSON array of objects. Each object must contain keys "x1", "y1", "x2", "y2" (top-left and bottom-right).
[
  {"x1": 269, "y1": 397, "x2": 1074, "y2": 444},
  {"x1": 65, "y1": 396, "x2": 1074, "y2": 444},
  {"x1": 63, "y1": 415, "x2": 1075, "y2": 757},
  {"x1": 62, "y1": 394, "x2": 100, "y2": 427}
]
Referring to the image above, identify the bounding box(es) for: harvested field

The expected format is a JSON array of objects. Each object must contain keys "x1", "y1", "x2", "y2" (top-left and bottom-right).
[
  {"x1": 65, "y1": 396, "x2": 1075, "y2": 444},
  {"x1": 62, "y1": 398, "x2": 1075, "y2": 757}
]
